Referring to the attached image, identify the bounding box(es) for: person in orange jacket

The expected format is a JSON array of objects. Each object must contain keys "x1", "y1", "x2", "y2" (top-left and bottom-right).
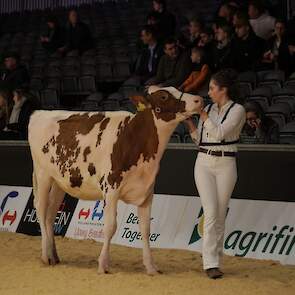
[{"x1": 179, "y1": 47, "x2": 210, "y2": 94}]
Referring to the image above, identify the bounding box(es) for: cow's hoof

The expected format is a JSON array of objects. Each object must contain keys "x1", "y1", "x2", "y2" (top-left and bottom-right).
[
  {"x1": 146, "y1": 268, "x2": 163, "y2": 276},
  {"x1": 98, "y1": 268, "x2": 110, "y2": 274},
  {"x1": 41, "y1": 256, "x2": 60, "y2": 266}
]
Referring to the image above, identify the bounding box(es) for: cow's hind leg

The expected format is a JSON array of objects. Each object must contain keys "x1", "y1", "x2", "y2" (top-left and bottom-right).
[
  {"x1": 34, "y1": 169, "x2": 53, "y2": 265},
  {"x1": 138, "y1": 194, "x2": 161, "y2": 275},
  {"x1": 45, "y1": 181, "x2": 65, "y2": 265},
  {"x1": 98, "y1": 195, "x2": 118, "y2": 274}
]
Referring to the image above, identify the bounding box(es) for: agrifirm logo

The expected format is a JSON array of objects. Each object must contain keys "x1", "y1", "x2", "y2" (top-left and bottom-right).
[{"x1": 225, "y1": 225, "x2": 295, "y2": 257}]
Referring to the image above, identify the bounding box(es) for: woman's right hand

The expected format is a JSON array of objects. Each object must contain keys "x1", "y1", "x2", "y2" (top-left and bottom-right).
[{"x1": 184, "y1": 118, "x2": 197, "y2": 133}]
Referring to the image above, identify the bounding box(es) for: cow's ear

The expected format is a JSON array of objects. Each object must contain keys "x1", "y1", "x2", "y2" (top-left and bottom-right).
[{"x1": 129, "y1": 95, "x2": 151, "y2": 111}]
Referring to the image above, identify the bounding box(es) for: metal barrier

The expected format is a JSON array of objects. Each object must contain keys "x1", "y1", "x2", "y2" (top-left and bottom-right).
[{"x1": 0, "y1": 141, "x2": 294, "y2": 202}]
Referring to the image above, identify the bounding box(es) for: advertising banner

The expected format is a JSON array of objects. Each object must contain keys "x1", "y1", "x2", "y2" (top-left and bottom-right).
[
  {"x1": 0, "y1": 186, "x2": 32, "y2": 233},
  {"x1": 16, "y1": 193, "x2": 78, "y2": 236}
]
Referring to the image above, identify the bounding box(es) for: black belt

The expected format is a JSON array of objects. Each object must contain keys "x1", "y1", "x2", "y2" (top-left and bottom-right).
[{"x1": 199, "y1": 148, "x2": 237, "y2": 158}]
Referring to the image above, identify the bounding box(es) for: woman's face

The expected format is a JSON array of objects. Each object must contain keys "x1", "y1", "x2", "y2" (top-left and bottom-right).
[
  {"x1": 216, "y1": 27, "x2": 227, "y2": 42},
  {"x1": 275, "y1": 22, "x2": 285, "y2": 37},
  {"x1": 12, "y1": 92, "x2": 20, "y2": 103},
  {"x1": 208, "y1": 79, "x2": 227, "y2": 103}
]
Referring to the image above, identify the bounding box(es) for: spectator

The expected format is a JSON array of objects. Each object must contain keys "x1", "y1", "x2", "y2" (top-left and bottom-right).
[
  {"x1": 232, "y1": 9, "x2": 249, "y2": 27},
  {"x1": 59, "y1": 9, "x2": 93, "y2": 55},
  {"x1": 40, "y1": 15, "x2": 65, "y2": 54},
  {"x1": 0, "y1": 52, "x2": 30, "y2": 91},
  {"x1": 134, "y1": 25, "x2": 163, "y2": 84},
  {"x1": 147, "y1": 11, "x2": 160, "y2": 27},
  {"x1": 218, "y1": 2, "x2": 237, "y2": 24},
  {"x1": 179, "y1": 47, "x2": 210, "y2": 94},
  {"x1": 212, "y1": 23, "x2": 234, "y2": 71},
  {"x1": 248, "y1": 0, "x2": 275, "y2": 40},
  {"x1": 262, "y1": 19, "x2": 291, "y2": 73},
  {"x1": 152, "y1": 0, "x2": 176, "y2": 40},
  {"x1": 240, "y1": 101, "x2": 279, "y2": 144},
  {"x1": 198, "y1": 28, "x2": 215, "y2": 68},
  {"x1": 148, "y1": 38, "x2": 192, "y2": 88},
  {"x1": 187, "y1": 17, "x2": 204, "y2": 48},
  {"x1": 0, "y1": 89, "x2": 13, "y2": 131},
  {"x1": 0, "y1": 89, "x2": 37, "y2": 140},
  {"x1": 232, "y1": 17, "x2": 265, "y2": 72}
]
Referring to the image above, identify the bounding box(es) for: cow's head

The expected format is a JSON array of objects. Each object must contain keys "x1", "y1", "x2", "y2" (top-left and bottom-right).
[{"x1": 130, "y1": 86, "x2": 203, "y2": 122}]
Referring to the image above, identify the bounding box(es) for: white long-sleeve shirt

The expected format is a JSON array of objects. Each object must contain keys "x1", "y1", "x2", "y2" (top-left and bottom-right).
[{"x1": 190, "y1": 100, "x2": 246, "y2": 152}]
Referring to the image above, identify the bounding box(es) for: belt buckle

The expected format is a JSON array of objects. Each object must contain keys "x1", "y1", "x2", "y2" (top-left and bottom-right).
[{"x1": 206, "y1": 149, "x2": 211, "y2": 155}]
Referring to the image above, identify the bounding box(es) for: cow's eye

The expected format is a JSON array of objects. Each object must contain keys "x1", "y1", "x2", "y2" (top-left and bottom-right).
[{"x1": 161, "y1": 96, "x2": 167, "y2": 101}]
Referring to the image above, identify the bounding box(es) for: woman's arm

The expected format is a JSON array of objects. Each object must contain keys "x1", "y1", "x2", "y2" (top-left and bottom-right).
[{"x1": 184, "y1": 118, "x2": 199, "y2": 144}]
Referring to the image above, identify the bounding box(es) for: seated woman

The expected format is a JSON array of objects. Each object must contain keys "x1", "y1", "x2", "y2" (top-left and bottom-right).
[
  {"x1": 179, "y1": 47, "x2": 210, "y2": 94},
  {"x1": 240, "y1": 101, "x2": 279, "y2": 144},
  {"x1": 0, "y1": 89, "x2": 37, "y2": 140}
]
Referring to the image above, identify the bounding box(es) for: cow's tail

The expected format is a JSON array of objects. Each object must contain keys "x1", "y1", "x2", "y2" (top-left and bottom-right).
[{"x1": 32, "y1": 169, "x2": 38, "y2": 208}]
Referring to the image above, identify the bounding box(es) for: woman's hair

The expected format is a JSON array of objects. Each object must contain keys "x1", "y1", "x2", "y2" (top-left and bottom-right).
[
  {"x1": 0, "y1": 89, "x2": 13, "y2": 125},
  {"x1": 244, "y1": 101, "x2": 264, "y2": 119},
  {"x1": 211, "y1": 68, "x2": 239, "y2": 100}
]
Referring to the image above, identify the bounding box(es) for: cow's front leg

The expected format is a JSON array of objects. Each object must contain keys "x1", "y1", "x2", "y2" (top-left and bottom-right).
[
  {"x1": 98, "y1": 196, "x2": 117, "y2": 274},
  {"x1": 138, "y1": 194, "x2": 161, "y2": 275}
]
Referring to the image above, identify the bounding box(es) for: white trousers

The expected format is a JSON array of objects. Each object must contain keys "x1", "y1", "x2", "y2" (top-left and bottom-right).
[{"x1": 194, "y1": 152, "x2": 237, "y2": 270}]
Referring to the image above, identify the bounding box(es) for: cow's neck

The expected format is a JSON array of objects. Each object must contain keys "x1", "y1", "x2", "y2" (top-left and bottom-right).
[{"x1": 151, "y1": 111, "x2": 180, "y2": 157}]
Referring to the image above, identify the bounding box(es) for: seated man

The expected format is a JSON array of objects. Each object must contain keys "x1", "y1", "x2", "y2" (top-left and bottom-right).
[
  {"x1": 134, "y1": 25, "x2": 163, "y2": 84},
  {"x1": 231, "y1": 17, "x2": 265, "y2": 72},
  {"x1": 59, "y1": 9, "x2": 94, "y2": 55},
  {"x1": 0, "y1": 52, "x2": 30, "y2": 91},
  {"x1": 148, "y1": 38, "x2": 192, "y2": 88},
  {"x1": 40, "y1": 15, "x2": 65, "y2": 54}
]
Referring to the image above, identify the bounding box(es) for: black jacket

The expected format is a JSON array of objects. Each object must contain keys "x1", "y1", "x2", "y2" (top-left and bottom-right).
[
  {"x1": 41, "y1": 25, "x2": 65, "y2": 53},
  {"x1": 154, "y1": 49, "x2": 193, "y2": 87},
  {"x1": 0, "y1": 65, "x2": 30, "y2": 90},
  {"x1": 231, "y1": 32, "x2": 266, "y2": 72},
  {"x1": 212, "y1": 41, "x2": 233, "y2": 72},
  {"x1": 6, "y1": 99, "x2": 36, "y2": 140},
  {"x1": 135, "y1": 43, "x2": 163, "y2": 82},
  {"x1": 156, "y1": 10, "x2": 176, "y2": 40},
  {"x1": 64, "y1": 22, "x2": 94, "y2": 53}
]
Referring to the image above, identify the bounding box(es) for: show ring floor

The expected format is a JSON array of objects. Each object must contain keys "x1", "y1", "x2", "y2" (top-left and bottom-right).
[{"x1": 0, "y1": 232, "x2": 294, "y2": 295}]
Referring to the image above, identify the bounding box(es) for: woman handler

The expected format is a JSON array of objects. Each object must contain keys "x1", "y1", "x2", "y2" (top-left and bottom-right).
[{"x1": 185, "y1": 69, "x2": 246, "y2": 279}]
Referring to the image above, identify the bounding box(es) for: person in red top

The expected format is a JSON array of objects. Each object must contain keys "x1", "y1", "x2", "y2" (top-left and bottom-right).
[{"x1": 179, "y1": 47, "x2": 210, "y2": 94}]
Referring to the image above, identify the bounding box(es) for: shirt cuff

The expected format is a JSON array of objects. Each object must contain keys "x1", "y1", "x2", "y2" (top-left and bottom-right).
[{"x1": 203, "y1": 117, "x2": 215, "y2": 131}]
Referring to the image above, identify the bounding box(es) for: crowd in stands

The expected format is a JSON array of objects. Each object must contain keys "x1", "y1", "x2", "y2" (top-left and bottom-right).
[{"x1": 0, "y1": 0, "x2": 294, "y2": 144}]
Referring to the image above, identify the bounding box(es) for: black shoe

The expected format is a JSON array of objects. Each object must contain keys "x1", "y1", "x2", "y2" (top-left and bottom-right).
[{"x1": 205, "y1": 268, "x2": 223, "y2": 279}]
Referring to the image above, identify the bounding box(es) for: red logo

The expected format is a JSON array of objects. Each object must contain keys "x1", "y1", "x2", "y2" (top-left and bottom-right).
[
  {"x1": 2, "y1": 210, "x2": 17, "y2": 225},
  {"x1": 79, "y1": 209, "x2": 90, "y2": 220}
]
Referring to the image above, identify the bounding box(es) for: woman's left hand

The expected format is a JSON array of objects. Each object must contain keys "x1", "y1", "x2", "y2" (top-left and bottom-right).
[{"x1": 200, "y1": 111, "x2": 208, "y2": 122}]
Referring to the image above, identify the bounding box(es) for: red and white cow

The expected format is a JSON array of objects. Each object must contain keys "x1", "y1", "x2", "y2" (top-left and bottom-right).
[{"x1": 28, "y1": 86, "x2": 203, "y2": 275}]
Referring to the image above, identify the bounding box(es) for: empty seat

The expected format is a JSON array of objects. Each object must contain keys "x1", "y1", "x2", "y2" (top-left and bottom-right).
[
  {"x1": 169, "y1": 133, "x2": 182, "y2": 143},
  {"x1": 102, "y1": 100, "x2": 120, "y2": 111},
  {"x1": 238, "y1": 71, "x2": 256, "y2": 87},
  {"x1": 236, "y1": 82, "x2": 252, "y2": 101},
  {"x1": 258, "y1": 81, "x2": 281, "y2": 93},
  {"x1": 251, "y1": 86, "x2": 272, "y2": 99},
  {"x1": 86, "y1": 92, "x2": 103, "y2": 103},
  {"x1": 246, "y1": 96, "x2": 269, "y2": 112},
  {"x1": 272, "y1": 95, "x2": 295, "y2": 112},
  {"x1": 107, "y1": 92, "x2": 124, "y2": 101},
  {"x1": 62, "y1": 65, "x2": 80, "y2": 77},
  {"x1": 40, "y1": 89, "x2": 59, "y2": 108},
  {"x1": 81, "y1": 100, "x2": 101, "y2": 111},
  {"x1": 62, "y1": 77, "x2": 78, "y2": 93},
  {"x1": 113, "y1": 62, "x2": 130, "y2": 80},
  {"x1": 279, "y1": 121, "x2": 295, "y2": 144},
  {"x1": 30, "y1": 78, "x2": 43, "y2": 91},
  {"x1": 79, "y1": 76, "x2": 96, "y2": 93},
  {"x1": 257, "y1": 70, "x2": 285, "y2": 84},
  {"x1": 46, "y1": 78, "x2": 61, "y2": 91},
  {"x1": 81, "y1": 65, "x2": 96, "y2": 76},
  {"x1": 265, "y1": 113, "x2": 286, "y2": 129},
  {"x1": 266, "y1": 102, "x2": 292, "y2": 121},
  {"x1": 96, "y1": 64, "x2": 113, "y2": 81}
]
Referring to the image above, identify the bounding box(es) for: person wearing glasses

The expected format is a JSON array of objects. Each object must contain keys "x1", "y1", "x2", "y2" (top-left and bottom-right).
[
  {"x1": 185, "y1": 68, "x2": 246, "y2": 279},
  {"x1": 240, "y1": 101, "x2": 279, "y2": 144}
]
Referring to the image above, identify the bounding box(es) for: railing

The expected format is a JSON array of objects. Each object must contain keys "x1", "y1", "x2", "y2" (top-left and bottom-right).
[{"x1": 0, "y1": 0, "x2": 127, "y2": 14}]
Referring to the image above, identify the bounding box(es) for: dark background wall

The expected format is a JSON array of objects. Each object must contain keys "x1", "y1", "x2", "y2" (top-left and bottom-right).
[{"x1": 0, "y1": 142, "x2": 294, "y2": 202}]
